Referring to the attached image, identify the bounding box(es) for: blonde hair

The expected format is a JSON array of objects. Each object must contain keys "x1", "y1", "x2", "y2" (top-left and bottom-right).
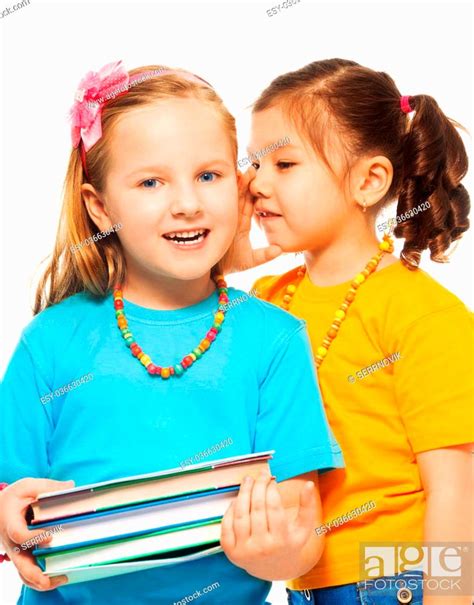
[{"x1": 33, "y1": 65, "x2": 238, "y2": 315}]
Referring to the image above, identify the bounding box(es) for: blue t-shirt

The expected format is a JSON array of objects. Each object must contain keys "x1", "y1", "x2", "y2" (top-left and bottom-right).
[{"x1": 0, "y1": 286, "x2": 343, "y2": 605}]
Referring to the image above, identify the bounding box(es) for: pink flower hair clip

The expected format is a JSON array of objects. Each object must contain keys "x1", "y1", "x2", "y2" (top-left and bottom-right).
[
  {"x1": 69, "y1": 60, "x2": 129, "y2": 153},
  {"x1": 68, "y1": 60, "x2": 213, "y2": 178}
]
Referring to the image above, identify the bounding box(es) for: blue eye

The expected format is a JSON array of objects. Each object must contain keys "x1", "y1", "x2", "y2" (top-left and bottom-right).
[
  {"x1": 141, "y1": 179, "x2": 159, "y2": 188},
  {"x1": 198, "y1": 172, "x2": 218, "y2": 183}
]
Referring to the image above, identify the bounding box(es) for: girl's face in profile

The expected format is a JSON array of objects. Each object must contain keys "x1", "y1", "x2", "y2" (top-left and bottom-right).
[
  {"x1": 92, "y1": 97, "x2": 238, "y2": 283},
  {"x1": 248, "y1": 105, "x2": 350, "y2": 254}
]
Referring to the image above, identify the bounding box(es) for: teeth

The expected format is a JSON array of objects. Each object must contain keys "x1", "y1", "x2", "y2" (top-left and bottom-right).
[
  {"x1": 172, "y1": 234, "x2": 205, "y2": 245},
  {"x1": 164, "y1": 230, "x2": 207, "y2": 245},
  {"x1": 165, "y1": 229, "x2": 206, "y2": 239}
]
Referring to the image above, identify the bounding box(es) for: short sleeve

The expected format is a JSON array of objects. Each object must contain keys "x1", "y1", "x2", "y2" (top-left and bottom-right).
[
  {"x1": 254, "y1": 322, "x2": 344, "y2": 482},
  {"x1": 0, "y1": 335, "x2": 53, "y2": 483},
  {"x1": 394, "y1": 304, "x2": 474, "y2": 454}
]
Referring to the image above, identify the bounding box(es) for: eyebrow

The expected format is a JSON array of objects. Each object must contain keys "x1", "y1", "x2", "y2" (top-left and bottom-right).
[
  {"x1": 246, "y1": 143, "x2": 299, "y2": 155},
  {"x1": 127, "y1": 165, "x2": 167, "y2": 178}
]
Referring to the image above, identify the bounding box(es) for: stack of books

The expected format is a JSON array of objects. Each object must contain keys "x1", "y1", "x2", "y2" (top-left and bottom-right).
[{"x1": 27, "y1": 451, "x2": 273, "y2": 585}]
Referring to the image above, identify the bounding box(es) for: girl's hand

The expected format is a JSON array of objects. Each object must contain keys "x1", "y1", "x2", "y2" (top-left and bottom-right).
[
  {"x1": 222, "y1": 169, "x2": 283, "y2": 275},
  {"x1": 0, "y1": 478, "x2": 75, "y2": 591},
  {"x1": 220, "y1": 472, "x2": 318, "y2": 580}
]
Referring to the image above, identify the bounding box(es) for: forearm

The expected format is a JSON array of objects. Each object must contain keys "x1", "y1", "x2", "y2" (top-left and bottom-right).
[
  {"x1": 424, "y1": 485, "x2": 472, "y2": 541},
  {"x1": 422, "y1": 487, "x2": 473, "y2": 605}
]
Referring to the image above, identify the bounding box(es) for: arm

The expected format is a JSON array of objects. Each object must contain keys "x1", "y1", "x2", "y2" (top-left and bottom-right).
[
  {"x1": 220, "y1": 318, "x2": 342, "y2": 579},
  {"x1": 391, "y1": 304, "x2": 473, "y2": 604},
  {"x1": 417, "y1": 443, "x2": 473, "y2": 605},
  {"x1": 221, "y1": 470, "x2": 324, "y2": 580},
  {"x1": 0, "y1": 335, "x2": 72, "y2": 589}
]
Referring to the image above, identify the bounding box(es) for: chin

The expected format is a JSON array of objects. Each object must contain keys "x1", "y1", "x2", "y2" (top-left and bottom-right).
[
  {"x1": 266, "y1": 235, "x2": 305, "y2": 254},
  {"x1": 167, "y1": 267, "x2": 215, "y2": 282}
]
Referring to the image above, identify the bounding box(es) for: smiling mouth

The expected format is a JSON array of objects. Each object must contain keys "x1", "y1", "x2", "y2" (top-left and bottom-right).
[{"x1": 162, "y1": 229, "x2": 210, "y2": 245}]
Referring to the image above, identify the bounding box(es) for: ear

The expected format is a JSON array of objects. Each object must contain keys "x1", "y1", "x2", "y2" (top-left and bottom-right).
[
  {"x1": 81, "y1": 184, "x2": 114, "y2": 232},
  {"x1": 350, "y1": 155, "x2": 393, "y2": 211}
]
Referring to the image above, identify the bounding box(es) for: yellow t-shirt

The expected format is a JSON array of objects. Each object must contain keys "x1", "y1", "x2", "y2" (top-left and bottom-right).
[{"x1": 252, "y1": 260, "x2": 473, "y2": 590}]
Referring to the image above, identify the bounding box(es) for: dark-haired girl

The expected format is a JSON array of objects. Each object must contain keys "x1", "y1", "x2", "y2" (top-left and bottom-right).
[{"x1": 233, "y1": 58, "x2": 473, "y2": 604}]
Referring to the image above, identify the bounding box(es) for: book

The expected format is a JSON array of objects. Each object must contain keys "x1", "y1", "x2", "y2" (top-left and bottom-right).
[
  {"x1": 28, "y1": 452, "x2": 274, "y2": 584},
  {"x1": 43, "y1": 544, "x2": 223, "y2": 585},
  {"x1": 30, "y1": 486, "x2": 238, "y2": 550},
  {"x1": 28, "y1": 451, "x2": 273, "y2": 524},
  {"x1": 35, "y1": 518, "x2": 222, "y2": 575}
]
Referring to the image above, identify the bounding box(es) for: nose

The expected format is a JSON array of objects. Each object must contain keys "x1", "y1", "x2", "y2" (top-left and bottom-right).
[
  {"x1": 169, "y1": 185, "x2": 203, "y2": 217},
  {"x1": 248, "y1": 167, "x2": 272, "y2": 200}
]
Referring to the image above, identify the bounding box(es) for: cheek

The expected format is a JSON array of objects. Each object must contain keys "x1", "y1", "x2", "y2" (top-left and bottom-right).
[
  {"x1": 118, "y1": 191, "x2": 168, "y2": 226},
  {"x1": 278, "y1": 180, "x2": 318, "y2": 227},
  {"x1": 115, "y1": 206, "x2": 167, "y2": 254},
  {"x1": 120, "y1": 213, "x2": 161, "y2": 242},
  {"x1": 211, "y1": 182, "x2": 239, "y2": 226},
  {"x1": 283, "y1": 173, "x2": 341, "y2": 224}
]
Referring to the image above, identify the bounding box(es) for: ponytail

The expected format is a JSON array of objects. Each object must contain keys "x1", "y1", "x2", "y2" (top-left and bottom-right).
[
  {"x1": 252, "y1": 59, "x2": 470, "y2": 269},
  {"x1": 395, "y1": 94, "x2": 470, "y2": 268}
]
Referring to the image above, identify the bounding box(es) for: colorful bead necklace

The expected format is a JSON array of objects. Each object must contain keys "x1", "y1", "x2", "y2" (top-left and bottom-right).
[
  {"x1": 113, "y1": 274, "x2": 229, "y2": 379},
  {"x1": 278, "y1": 234, "x2": 394, "y2": 368}
]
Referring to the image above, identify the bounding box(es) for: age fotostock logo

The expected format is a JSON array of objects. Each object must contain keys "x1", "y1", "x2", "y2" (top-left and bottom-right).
[{"x1": 360, "y1": 542, "x2": 472, "y2": 596}]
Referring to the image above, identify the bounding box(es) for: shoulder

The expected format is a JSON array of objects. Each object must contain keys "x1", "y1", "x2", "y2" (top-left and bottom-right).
[
  {"x1": 21, "y1": 290, "x2": 109, "y2": 351},
  {"x1": 3, "y1": 291, "x2": 109, "y2": 384},
  {"x1": 227, "y1": 286, "x2": 314, "y2": 387},
  {"x1": 373, "y1": 260, "x2": 471, "y2": 329},
  {"x1": 359, "y1": 261, "x2": 472, "y2": 360},
  {"x1": 226, "y1": 285, "x2": 308, "y2": 355}
]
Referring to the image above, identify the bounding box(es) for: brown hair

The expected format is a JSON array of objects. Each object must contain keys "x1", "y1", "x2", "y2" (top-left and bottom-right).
[
  {"x1": 253, "y1": 58, "x2": 470, "y2": 269},
  {"x1": 33, "y1": 65, "x2": 238, "y2": 315}
]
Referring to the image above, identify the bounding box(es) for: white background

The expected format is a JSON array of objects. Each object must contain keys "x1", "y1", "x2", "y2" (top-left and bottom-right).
[{"x1": 1, "y1": 1, "x2": 472, "y2": 603}]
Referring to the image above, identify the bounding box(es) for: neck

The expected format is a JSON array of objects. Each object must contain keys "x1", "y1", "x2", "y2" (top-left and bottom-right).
[
  {"x1": 121, "y1": 269, "x2": 216, "y2": 311},
  {"x1": 303, "y1": 233, "x2": 395, "y2": 287}
]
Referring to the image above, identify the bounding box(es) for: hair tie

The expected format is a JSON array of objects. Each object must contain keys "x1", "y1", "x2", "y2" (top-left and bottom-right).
[{"x1": 400, "y1": 95, "x2": 414, "y2": 114}]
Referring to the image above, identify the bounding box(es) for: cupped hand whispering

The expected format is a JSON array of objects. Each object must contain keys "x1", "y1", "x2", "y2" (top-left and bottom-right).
[{"x1": 221, "y1": 169, "x2": 283, "y2": 275}]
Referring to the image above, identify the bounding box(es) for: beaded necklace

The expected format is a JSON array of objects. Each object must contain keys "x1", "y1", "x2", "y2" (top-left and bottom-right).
[
  {"x1": 278, "y1": 235, "x2": 394, "y2": 368},
  {"x1": 113, "y1": 273, "x2": 229, "y2": 379}
]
